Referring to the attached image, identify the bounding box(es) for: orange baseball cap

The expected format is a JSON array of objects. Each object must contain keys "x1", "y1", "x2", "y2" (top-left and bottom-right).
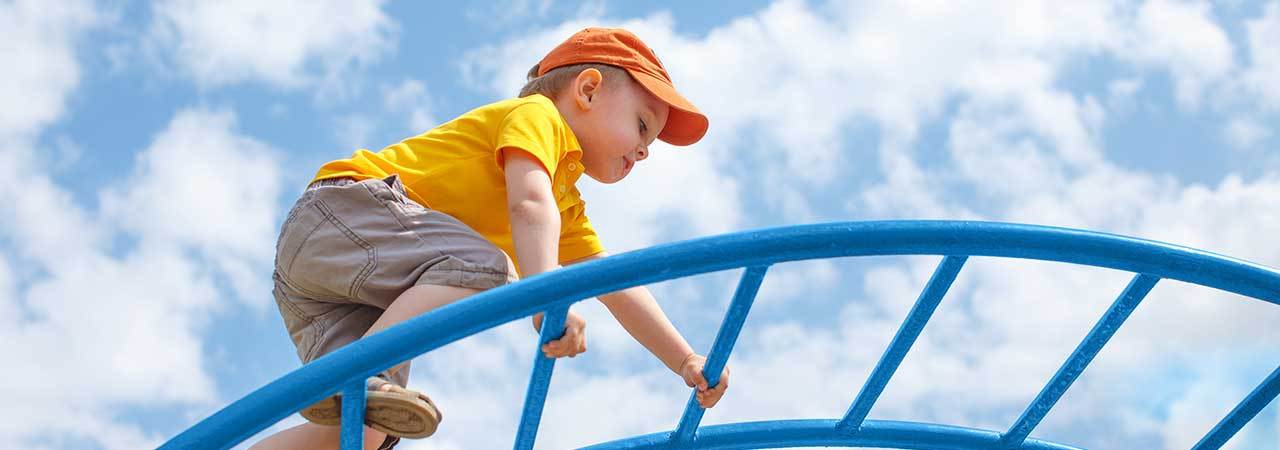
[{"x1": 537, "y1": 27, "x2": 709, "y2": 146}]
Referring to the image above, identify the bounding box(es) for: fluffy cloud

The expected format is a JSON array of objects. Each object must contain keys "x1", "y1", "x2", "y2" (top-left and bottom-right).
[
  {"x1": 1223, "y1": 115, "x2": 1272, "y2": 150},
  {"x1": 465, "y1": 0, "x2": 555, "y2": 27},
  {"x1": 0, "y1": 12, "x2": 284, "y2": 431},
  {"x1": 1124, "y1": 0, "x2": 1235, "y2": 110},
  {"x1": 1244, "y1": 1, "x2": 1280, "y2": 110},
  {"x1": 100, "y1": 108, "x2": 283, "y2": 305},
  {"x1": 384, "y1": 79, "x2": 438, "y2": 134},
  {"x1": 0, "y1": 106, "x2": 284, "y2": 449},
  {"x1": 0, "y1": 0, "x2": 98, "y2": 139},
  {"x1": 145, "y1": 0, "x2": 397, "y2": 92}
]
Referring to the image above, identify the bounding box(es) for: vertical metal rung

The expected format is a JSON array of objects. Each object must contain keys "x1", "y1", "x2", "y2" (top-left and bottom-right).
[
  {"x1": 340, "y1": 378, "x2": 367, "y2": 450},
  {"x1": 1192, "y1": 364, "x2": 1280, "y2": 450},
  {"x1": 513, "y1": 305, "x2": 570, "y2": 450},
  {"x1": 671, "y1": 265, "x2": 770, "y2": 444},
  {"x1": 837, "y1": 255, "x2": 967, "y2": 433},
  {"x1": 1000, "y1": 273, "x2": 1160, "y2": 447}
]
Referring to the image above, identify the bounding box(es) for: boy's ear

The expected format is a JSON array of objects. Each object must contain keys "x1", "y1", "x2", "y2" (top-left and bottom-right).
[{"x1": 573, "y1": 68, "x2": 603, "y2": 110}]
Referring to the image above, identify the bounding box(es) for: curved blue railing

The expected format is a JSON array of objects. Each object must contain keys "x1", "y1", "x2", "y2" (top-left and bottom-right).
[{"x1": 160, "y1": 221, "x2": 1280, "y2": 450}]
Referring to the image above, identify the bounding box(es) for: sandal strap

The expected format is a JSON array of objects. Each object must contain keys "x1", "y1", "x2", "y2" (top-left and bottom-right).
[
  {"x1": 366, "y1": 373, "x2": 394, "y2": 391},
  {"x1": 368, "y1": 377, "x2": 437, "y2": 407},
  {"x1": 364, "y1": 374, "x2": 444, "y2": 423}
]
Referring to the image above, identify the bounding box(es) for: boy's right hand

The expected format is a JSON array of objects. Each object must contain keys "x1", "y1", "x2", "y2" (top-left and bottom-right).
[
  {"x1": 536, "y1": 311, "x2": 588, "y2": 358},
  {"x1": 680, "y1": 353, "x2": 730, "y2": 408}
]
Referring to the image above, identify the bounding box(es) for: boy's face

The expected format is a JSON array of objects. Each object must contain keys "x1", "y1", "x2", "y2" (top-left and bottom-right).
[{"x1": 566, "y1": 70, "x2": 671, "y2": 184}]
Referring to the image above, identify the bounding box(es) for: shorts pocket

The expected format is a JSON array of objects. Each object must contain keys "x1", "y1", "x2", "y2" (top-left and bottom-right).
[{"x1": 277, "y1": 198, "x2": 377, "y2": 299}]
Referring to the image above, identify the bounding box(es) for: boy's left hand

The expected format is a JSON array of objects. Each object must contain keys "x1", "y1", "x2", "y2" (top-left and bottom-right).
[
  {"x1": 541, "y1": 310, "x2": 587, "y2": 358},
  {"x1": 679, "y1": 354, "x2": 730, "y2": 408}
]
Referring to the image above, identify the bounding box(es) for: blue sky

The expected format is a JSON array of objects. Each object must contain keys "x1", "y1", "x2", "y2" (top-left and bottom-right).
[{"x1": 4, "y1": 1, "x2": 1280, "y2": 449}]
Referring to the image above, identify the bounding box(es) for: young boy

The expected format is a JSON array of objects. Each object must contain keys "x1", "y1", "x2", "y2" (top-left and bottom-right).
[{"x1": 252, "y1": 28, "x2": 731, "y2": 450}]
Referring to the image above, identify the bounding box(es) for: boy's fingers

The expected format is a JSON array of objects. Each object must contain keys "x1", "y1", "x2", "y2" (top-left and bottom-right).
[
  {"x1": 540, "y1": 334, "x2": 589, "y2": 358},
  {"x1": 696, "y1": 374, "x2": 708, "y2": 391},
  {"x1": 544, "y1": 341, "x2": 563, "y2": 356}
]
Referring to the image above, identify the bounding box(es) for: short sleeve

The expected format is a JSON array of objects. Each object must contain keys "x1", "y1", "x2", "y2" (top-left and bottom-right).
[
  {"x1": 495, "y1": 102, "x2": 566, "y2": 176},
  {"x1": 558, "y1": 200, "x2": 605, "y2": 263}
]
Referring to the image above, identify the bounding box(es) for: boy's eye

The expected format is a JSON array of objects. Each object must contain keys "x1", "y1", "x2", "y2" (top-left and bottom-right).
[{"x1": 639, "y1": 119, "x2": 647, "y2": 135}]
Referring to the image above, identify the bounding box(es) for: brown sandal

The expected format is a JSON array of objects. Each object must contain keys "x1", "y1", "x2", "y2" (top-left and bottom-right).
[{"x1": 300, "y1": 375, "x2": 443, "y2": 439}]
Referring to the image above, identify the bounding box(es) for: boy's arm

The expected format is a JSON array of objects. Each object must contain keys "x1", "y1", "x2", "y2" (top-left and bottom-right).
[
  {"x1": 503, "y1": 148, "x2": 587, "y2": 358},
  {"x1": 502, "y1": 149, "x2": 560, "y2": 277},
  {"x1": 568, "y1": 253, "x2": 729, "y2": 407},
  {"x1": 564, "y1": 252, "x2": 693, "y2": 373},
  {"x1": 600, "y1": 284, "x2": 695, "y2": 374}
]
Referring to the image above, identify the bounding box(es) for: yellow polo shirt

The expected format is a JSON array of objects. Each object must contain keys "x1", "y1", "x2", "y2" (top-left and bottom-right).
[{"x1": 311, "y1": 94, "x2": 604, "y2": 272}]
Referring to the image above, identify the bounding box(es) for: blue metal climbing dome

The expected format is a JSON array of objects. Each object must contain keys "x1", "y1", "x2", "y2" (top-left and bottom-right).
[{"x1": 160, "y1": 221, "x2": 1280, "y2": 449}]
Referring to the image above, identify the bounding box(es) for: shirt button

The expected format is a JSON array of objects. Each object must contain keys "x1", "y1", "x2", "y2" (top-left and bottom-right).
[
  {"x1": 568, "y1": 163, "x2": 578, "y2": 171},
  {"x1": 558, "y1": 184, "x2": 567, "y2": 193}
]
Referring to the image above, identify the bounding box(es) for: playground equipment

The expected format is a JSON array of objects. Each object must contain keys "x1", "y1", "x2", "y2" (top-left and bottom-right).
[{"x1": 160, "y1": 221, "x2": 1280, "y2": 449}]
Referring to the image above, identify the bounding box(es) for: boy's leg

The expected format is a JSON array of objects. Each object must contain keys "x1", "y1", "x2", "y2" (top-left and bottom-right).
[
  {"x1": 365, "y1": 284, "x2": 480, "y2": 339},
  {"x1": 261, "y1": 175, "x2": 517, "y2": 448},
  {"x1": 264, "y1": 286, "x2": 410, "y2": 449},
  {"x1": 344, "y1": 283, "x2": 479, "y2": 387}
]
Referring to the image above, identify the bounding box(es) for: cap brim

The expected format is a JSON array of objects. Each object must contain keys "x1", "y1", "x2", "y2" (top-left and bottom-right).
[{"x1": 628, "y1": 70, "x2": 708, "y2": 147}]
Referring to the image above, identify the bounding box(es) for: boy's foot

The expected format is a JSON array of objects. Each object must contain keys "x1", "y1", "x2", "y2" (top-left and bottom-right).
[{"x1": 300, "y1": 376, "x2": 443, "y2": 439}]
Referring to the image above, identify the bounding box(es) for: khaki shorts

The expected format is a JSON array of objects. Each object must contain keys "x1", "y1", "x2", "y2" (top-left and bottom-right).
[{"x1": 272, "y1": 175, "x2": 519, "y2": 388}]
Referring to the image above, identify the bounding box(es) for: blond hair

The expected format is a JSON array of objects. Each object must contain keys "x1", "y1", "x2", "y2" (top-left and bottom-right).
[{"x1": 518, "y1": 63, "x2": 630, "y2": 99}]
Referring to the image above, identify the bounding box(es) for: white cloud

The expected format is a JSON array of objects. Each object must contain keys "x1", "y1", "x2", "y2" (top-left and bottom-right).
[
  {"x1": 1223, "y1": 115, "x2": 1272, "y2": 150},
  {"x1": 1125, "y1": 0, "x2": 1235, "y2": 110},
  {"x1": 334, "y1": 114, "x2": 377, "y2": 152},
  {"x1": 754, "y1": 260, "x2": 840, "y2": 307},
  {"x1": 1244, "y1": 1, "x2": 1280, "y2": 110},
  {"x1": 145, "y1": 0, "x2": 397, "y2": 92},
  {"x1": 0, "y1": 172, "x2": 219, "y2": 449},
  {"x1": 100, "y1": 108, "x2": 283, "y2": 305},
  {"x1": 1107, "y1": 77, "x2": 1144, "y2": 115},
  {"x1": 579, "y1": 139, "x2": 743, "y2": 251},
  {"x1": 0, "y1": 258, "x2": 14, "y2": 321},
  {"x1": 859, "y1": 147, "x2": 976, "y2": 219},
  {"x1": 384, "y1": 79, "x2": 438, "y2": 133},
  {"x1": 465, "y1": 0, "x2": 554, "y2": 27},
  {"x1": 0, "y1": 3, "x2": 285, "y2": 432},
  {"x1": 0, "y1": 0, "x2": 98, "y2": 139},
  {"x1": 0, "y1": 108, "x2": 284, "y2": 449},
  {"x1": 1159, "y1": 375, "x2": 1254, "y2": 449}
]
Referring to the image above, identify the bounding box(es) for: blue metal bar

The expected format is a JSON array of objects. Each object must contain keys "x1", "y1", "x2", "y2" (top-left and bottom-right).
[
  {"x1": 159, "y1": 222, "x2": 1280, "y2": 450},
  {"x1": 581, "y1": 419, "x2": 1082, "y2": 450},
  {"x1": 513, "y1": 305, "x2": 570, "y2": 449},
  {"x1": 837, "y1": 256, "x2": 967, "y2": 433},
  {"x1": 671, "y1": 266, "x2": 770, "y2": 444},
  {"x1": 1192, "y1": 364, "x2": 1280, "y2": 450},
  {"x1": 340, "y1": 379, "x2": 366, "y2": 450},
  {"x1": 1000, "y1": 273, "x2": 1160, "y2": 447}
]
